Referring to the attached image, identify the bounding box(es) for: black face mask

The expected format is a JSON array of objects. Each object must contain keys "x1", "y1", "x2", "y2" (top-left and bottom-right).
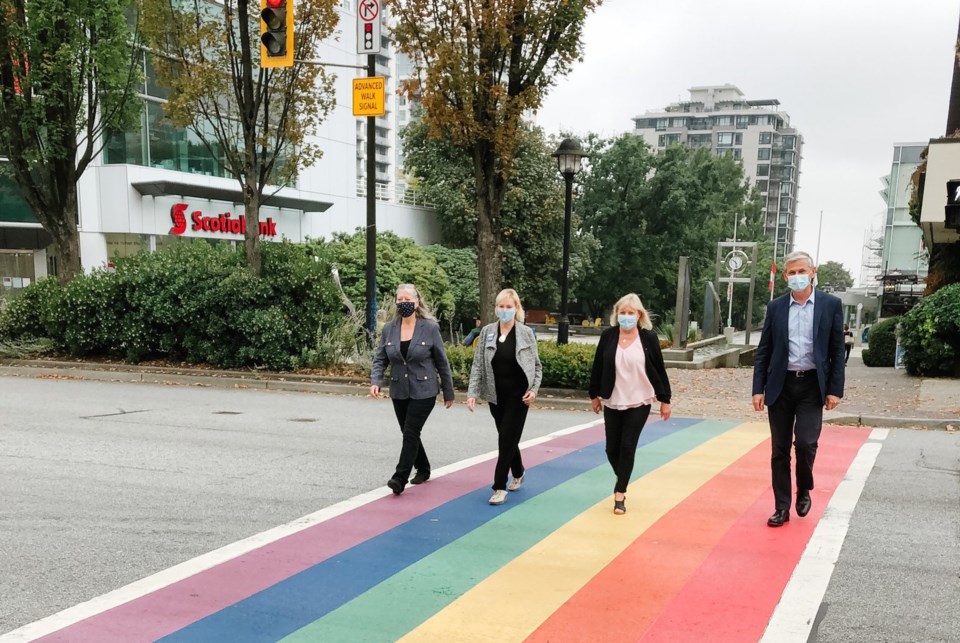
[{"x1": 397, "y1": 302, "x2": 416, "y2": 318}]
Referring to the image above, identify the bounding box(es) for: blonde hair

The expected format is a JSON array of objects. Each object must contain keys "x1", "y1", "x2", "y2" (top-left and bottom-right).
[
  {"x1": 609, "y1": 293, "x2": 653, "y2": 330},
  {"x1": 391, "y1": 283, "x2": 436, "y2": 321},
  {"x1": 495, "y1": 288, "x2": 525, "y2": 323}
]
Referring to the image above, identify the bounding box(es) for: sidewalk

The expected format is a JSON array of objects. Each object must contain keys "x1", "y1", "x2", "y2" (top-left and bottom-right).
[{"x1": 1, "y1": 348, "x2": 957, "y2": 428}]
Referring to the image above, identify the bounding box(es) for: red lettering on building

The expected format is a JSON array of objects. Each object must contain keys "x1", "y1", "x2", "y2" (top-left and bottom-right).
[{"x1": 171, "y1": 203, "x2": 278, "y2": 238}]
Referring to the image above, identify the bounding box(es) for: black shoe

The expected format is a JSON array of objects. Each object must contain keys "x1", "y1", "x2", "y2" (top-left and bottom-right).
[
  {"x1": 796, "y1": 491, "x2": 811, "y2": 517},
  {"x1": 410, "y1": 471, "x2": 430, "y2": 485},
  {"x1": 767, "y1": 509, "x2": 790, "y2": 527},
  {"x1": 387, "y1": 478, "x2": 405, "y2": 495}
]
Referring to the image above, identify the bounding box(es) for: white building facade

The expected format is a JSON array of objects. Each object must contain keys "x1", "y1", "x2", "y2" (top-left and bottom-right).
[
  {"x1": 631, "y1": 85, "x2": 803, "y2": 261},
  {"x1": 0, "y1": 1, "x2": 438, "y2": 290},
  {"x1": 878, "y1": 143, "x2": 928, "y2": 277}
]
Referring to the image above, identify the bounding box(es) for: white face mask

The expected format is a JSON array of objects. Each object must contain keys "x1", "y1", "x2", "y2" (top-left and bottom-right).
[{"x1": 787, "y1": 274, "x2": 810, "y2": 292}]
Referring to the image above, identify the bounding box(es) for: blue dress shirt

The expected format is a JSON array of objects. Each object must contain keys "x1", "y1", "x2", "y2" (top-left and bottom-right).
[{"x1": 787, "y1": 290, "x2": 816, "y2": 371}]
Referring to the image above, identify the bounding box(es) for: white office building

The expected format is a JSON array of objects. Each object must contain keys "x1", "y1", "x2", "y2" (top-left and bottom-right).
[
  {"x1": 631, "y1": 85, "x2": 803, "y2": 260},
  {"x1": 0, "y1": 1, "x2": 438, "y2": 290}
]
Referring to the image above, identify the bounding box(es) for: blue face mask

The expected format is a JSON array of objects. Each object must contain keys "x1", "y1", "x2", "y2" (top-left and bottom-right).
[
  {"x1": 496, "y1": 308, "x2": 516, "y2": 323},
  {"x1": 787, "y1": 274, "x2": 811, "y2": 292},
  {"x1": 618, "y1": 314, "x2": 638, "y2": 330}
]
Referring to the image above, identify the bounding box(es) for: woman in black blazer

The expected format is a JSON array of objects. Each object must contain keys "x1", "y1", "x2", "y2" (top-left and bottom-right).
[
  {"x1": 371, "y1": 284, "x2": 455, "y2": 496},
  {"x1": 588, "y1": 293, "x2": 672, "y2": 515}
]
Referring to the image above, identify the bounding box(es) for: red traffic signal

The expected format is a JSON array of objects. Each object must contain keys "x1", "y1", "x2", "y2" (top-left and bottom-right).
[{"x1": 260, "y1": 0, "x2": 293, "y2": 67}]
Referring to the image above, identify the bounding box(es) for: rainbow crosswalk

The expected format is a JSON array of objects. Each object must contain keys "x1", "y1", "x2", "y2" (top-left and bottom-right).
[{"x1": 10, "y1": 417, "x2": 873, "y2": 642}]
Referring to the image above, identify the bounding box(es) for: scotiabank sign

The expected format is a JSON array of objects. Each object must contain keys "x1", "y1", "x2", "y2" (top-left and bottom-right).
[{"x1": 169, "y1": 203, "x2": 278, "y2": 237}]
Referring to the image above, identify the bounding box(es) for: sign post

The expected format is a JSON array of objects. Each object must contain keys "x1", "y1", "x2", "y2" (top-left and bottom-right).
[{"x1": 357, "y1": 0, "x2": 382, "y2": 342}]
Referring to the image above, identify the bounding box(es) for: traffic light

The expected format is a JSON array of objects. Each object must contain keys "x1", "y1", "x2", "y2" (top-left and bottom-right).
[{"x1": 260, "y1": 0, "x2": 294, "y2": 68}]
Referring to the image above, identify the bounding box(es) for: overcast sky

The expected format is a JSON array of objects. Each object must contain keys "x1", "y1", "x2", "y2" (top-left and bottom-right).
[{"x1": 535, "y1": 0, "x2": 959, "y2": 285}]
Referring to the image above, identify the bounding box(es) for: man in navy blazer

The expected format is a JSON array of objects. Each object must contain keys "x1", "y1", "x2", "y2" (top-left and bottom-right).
[{"x1": 752, "y1": 251, "x2": 845, "y2": 527}]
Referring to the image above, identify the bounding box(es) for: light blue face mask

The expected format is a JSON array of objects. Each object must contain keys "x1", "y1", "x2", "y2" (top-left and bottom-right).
[
  {"x1": 787, "y1": 274, "x2": 811, "y2": 292},
  {"x1": 618, "y1": 314, "x2": 638, "y2": 330},
  {"x1": 496, "y1": 308, "x2": 516, "y2": 323}
]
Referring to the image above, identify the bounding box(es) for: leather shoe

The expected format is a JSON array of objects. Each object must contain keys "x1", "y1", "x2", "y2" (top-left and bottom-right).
[
  {"x1": 410, "y1": 471, "x2": 430, "y2": 485},
  {"x1": 796, "y1": 491, "x2": 811, "y2": 517},
  {"x1": 387, "y1": 478, "x2": 405, "y2": 495},
  {"x1": 767, "y1": 509, "x2": 790, "y2": 527}
]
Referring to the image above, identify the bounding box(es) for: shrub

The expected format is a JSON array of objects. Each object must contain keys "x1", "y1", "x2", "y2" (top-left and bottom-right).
[
  {"x1": 0, "y1": 240, "x2": 344, "y2": 370},
  {"x1": 862, "y1": 317, "x2": 900, "y2": 367},
  {"x1": 443, "y1": 340, "x2": 596, "y2": 391},
  {"x1": 898, "y1": 282, "x2": 960, "y2": 376}
]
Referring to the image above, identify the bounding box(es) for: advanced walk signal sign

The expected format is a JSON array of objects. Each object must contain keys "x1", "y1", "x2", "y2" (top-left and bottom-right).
[{"x1": 260, "y1": 0, "x2": 294, "y2": 68}]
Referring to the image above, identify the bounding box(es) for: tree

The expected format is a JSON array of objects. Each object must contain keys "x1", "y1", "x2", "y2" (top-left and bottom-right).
[
  {"x1": 140, "y1": 0, "x2": 338, "y2": 275},
  {"x1": 388, "y1": 0, "x2": 601, "y2": 320},
  {"x1": 816, "y1": 260, "x2": 854, "y2": 292},
  {"x1": 576, "y1": 135, "x2": 767, "y2": 327},
  {"x1": 402, "y1": 119, "x2": 596, "y2": 312},
  {"x1": 424, "y1": 244, "x2": 479, "y2": 332},
  {"x1": 0, "y1": 0, "x2": 144, "y2": 281},
  {"x1": 317, "y1": 230, "x2": 455, "y2": 323}
]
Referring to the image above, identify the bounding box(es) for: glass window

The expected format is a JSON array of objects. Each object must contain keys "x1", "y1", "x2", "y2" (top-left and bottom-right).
[
  {"x1": 656, "y1": 118, "x2": 668, "y2": 130},
  {"x1": 780, "y1": 183, "x2": 793, "y2": 195},
  {"x1": 758, "y1": 148, "x2": 771, "y2": 160},
  {"x1": 757, "y1": 164, "x2": 770, "y2": 177},
  {"x1": 714, "y1": 116, "x2": 733, "y2": 127},
  {"x1": 105, "y1": 233, "x2": 149, "y2": 261},
  {"x1": 717, "y1": 132, "x2": 734, "y2": 146},
  {"x1": 733, "y1": 148, "x2": 742, "y2": 160},
  {"x1": 759, "y1": 131, "x2": 772, "y2": 144},
  {"x1": 755, "y1": 179, "x2": 768, "y2": 193},
  {"x1": 104, "y1": 102, "x2": 147, "y2": 165},
  {"x1": 782, "y1": 135, "x2": 796, "y2": 150},
  {"x1": 0, "y1": 171, "x2": 36, "y2": 223},
  {"x1": 736, "y1": 116, "x2": 749, "y2": 128},
  {"x1": 670, "y1": 117, "x2": 686, "y2": 128},
  {"x1": 735, "y1": 133, "x2": 743, "y2": 146},
  {"x1": 144, "y1": 53, "x2": 169, "y2": 100},
  {"x1": 899, "y1": 146, "x2": 923, "y2": 164}
]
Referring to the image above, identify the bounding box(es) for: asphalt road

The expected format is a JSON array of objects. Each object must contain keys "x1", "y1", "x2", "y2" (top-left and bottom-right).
[
  {"x1": 0, "y1": 376, "x2": 590, "y2": 634},
  {"x1": 2, "y1": 376, "x2": 958, "y2": 641}
]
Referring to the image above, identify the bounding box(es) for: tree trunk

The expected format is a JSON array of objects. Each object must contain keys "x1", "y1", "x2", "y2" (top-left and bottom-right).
[
  {"x1": 242, "y1": 166, "x2": 262, "y2": 276},
  {"x1": 474, "y1": 145, "x2": 504, "y2": 323},
  {"x1": 49, "y1": 205, "x2": 82, "y2": 283}
]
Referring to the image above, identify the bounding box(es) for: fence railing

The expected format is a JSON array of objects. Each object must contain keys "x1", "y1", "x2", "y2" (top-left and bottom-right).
[{"x1": 355, "y1": 179, "x2": 436, "y2": 208}]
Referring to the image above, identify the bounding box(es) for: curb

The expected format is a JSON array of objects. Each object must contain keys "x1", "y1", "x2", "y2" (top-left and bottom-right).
[
  {"x1": 0, "y1": 361, "x2": 595, "y2": 413},
  {"x1": 3, "y1": 359, "x2": 956, "y2": 427}
]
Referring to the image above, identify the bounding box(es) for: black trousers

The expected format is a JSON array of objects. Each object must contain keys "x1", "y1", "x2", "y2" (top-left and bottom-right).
[
  {"x1": 391, "y1": 397, "x2": 436, "y2": 481},
  {"x1": 844, "y1": 344, "x2": 852, "y2": 364},
  {"x1": 489, "y1": 396, "x2": 529, "y2": 490},
  {"x1": 767, "y1": 373, "x2": 823, "y2": 511},
  {"x1": 603, "y1": 405, "x2": 652, "y2": 494}
]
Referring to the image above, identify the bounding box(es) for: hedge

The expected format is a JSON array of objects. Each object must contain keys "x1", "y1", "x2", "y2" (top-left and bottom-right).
[
  {"x1": 898, "y1": 283, "x2": 960, "y2": 376},
  {"x1": 445, "y1": 341, "x2": 596, "y2": 391},
  {"x1": 0, "y1": 241, "x2": 344, "y2": 370},
  {"x1": 862, "y1": 317, "x2": 900, "y2": 367}
]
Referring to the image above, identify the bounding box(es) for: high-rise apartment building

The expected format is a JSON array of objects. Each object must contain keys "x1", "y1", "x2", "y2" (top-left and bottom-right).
[{"x1": 631, "y1": 85, "x2": 803, "y2": 261}]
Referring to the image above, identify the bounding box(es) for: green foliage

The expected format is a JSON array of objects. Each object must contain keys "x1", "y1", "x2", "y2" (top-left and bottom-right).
[
  {"x1": 816, "y1": 261, "x2": 854, "y2": 292},
  {"x1": 537, "y1": 342, "x2": 596, "y2": 389},
  {"x1": 316, "y1": 230, "x2": 455, "y2": 324},
  {"x1": 862, "y1": 317, "x2": 900, "y2": 367},
  {"x1": 898, "y1": 283, "x2": 960, "y2": 376},
  {"x1": 576, "y1": 135, "x2": 769, "y2": 326},
  {"x1": 424, "y1": 245, "x2": 480, "y2": 331},
  {"x1": 445, "y1": 340, "x2": 596, "y2": 390},
  {"x1": 0, "y1": 240, "x2": 344, "y2": 370},
  {"x1": 402, "y1": 121, "x2": 597, "y2": 310},
  {"x1": 0, "y1": 337, "x2": 55, "y2": 358}
]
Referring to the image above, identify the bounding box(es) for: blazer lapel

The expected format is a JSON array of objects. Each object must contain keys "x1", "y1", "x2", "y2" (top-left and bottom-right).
[
  {"x1": 410, "y1": 318, "x2": 424, "y2": 348},
  {"x1": 779, "y1": 295, "x2": 791, "y2": 347},
  {"x1": 812, "y1": 290, "x2": 824, "y2": 342}
]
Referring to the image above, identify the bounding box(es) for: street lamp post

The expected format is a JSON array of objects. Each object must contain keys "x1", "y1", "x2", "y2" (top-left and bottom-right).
[{"x1": 552, "y1": 138, "x2": 588, "y2": 345}]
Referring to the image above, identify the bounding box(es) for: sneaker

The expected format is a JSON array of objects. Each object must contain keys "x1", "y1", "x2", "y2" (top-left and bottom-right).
[
  {"x1": 507, "y1": 474, "x2": 524, "y2": 492},
  {"x1": 410, "y1": 471, "x2": 430, "y2": 485},
  {"x1": 489, "y1": 490, "x2": 508, "y2": 505}
]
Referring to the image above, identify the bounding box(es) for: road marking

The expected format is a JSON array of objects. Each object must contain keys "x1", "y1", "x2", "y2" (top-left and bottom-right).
[
  {"x1": 0, "y1": 419, "x2": 603, "y2": 642},
  {"x1": 759, "y1": 427, "x2": 887, "y2": 643}
]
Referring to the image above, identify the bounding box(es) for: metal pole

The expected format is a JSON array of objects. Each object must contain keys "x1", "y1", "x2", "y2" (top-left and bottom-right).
[
  {"x1": 745, "y1": 243, "x2": 758, "y2": 345},
  {"x1": 727, "y1": 213, "x2": 738, "y2": 328},
  {"x1": 365, "y1": 53, "x2": 377, "y2": 343},
  {"x1": 557, "y1": 173, "x2": 573, "y2": 345},
  {"x1": 770, "y1": 211, "x2": 778, "y2": 302},
  {"x1": 815, "y1": 209, "x2": 823, "y2": 265}
]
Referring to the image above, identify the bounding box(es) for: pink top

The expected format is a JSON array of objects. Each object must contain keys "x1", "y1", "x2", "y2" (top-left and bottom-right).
[{"x1": 602, "y1": 339, "x2": 658, "y2": 410}]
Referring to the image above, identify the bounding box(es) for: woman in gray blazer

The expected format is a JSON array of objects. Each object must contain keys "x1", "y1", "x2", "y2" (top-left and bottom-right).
[
  {"x1": 466, "y1": 288, "x2": 543, "y2": 506},
  {"x1": 371, "y1": 284, "x2": 455, "y2": 496}
]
